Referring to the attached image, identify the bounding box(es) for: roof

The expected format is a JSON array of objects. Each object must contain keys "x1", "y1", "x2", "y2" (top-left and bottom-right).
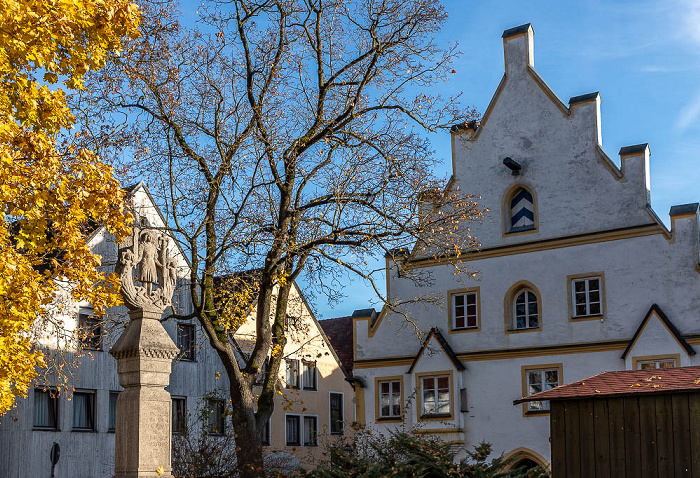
[
  {"x1": 319, "y1": 316, "x2": 354, "y2": 375},
  {"x1": 621, "y1": 304, "x2": 695, "y2": 359},
  {"x1": 408, "y1": 327, "x2": 465, "y2": 373},
  {"x1": 619, "y1": 143, "x2": 649, "y2": 156},
  {"x1": 515, "y1": 366, "x2": 700, "y2": 404},
  {"x1": 502, "y1": 23, "x2": 532, "y2": 38},
  {"x1": 670, "y1": 203, "x2": 699, "y2": 216}
]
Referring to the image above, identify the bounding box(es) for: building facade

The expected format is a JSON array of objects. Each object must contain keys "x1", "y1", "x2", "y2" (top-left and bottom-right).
[
  {"x1": 352, "y1": 24, "x2": 700, "y2": 468},
  {"x1": 0, "y1": 183, "x2": 354, "y2": 477}
]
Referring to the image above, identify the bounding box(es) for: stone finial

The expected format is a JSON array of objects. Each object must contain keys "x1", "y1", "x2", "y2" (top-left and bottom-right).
[{"x1": 116, "y1": 226, "x2": 177, "y2": 313}]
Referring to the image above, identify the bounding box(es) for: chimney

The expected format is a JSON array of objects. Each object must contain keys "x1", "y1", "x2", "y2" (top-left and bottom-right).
[{"x1": 502, "y1": 23, "x2": 534, "y2": 76}]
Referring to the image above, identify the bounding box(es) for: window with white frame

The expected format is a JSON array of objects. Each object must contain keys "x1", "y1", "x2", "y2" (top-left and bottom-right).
[
  {"x1": 525, "y1": 368, "x2": 559, "y2": 412},
  {"x1": 302, "y1": 361, "x2": 317, "y2": 390},
  {"x1": 514, "y1": 289, "x2": 538, "y2": 329},
  {"x1": 571, "y1": 277, "x2": 602, "y2": 318},
  {"x1": 285, "y1": 359, "x2": 299, "y2": 389},
  {"x1": 33, "y1": 389, "x2": 59, "y2": 430},
  {"x1": 378, "y1": 379, "x2": 401, "y2": 419},
  {"x1": 72, "y1": 390, "x2": 96, "y2": 431},
  {"x1": 303, "y1": 416, "x2": 318, "y2": 446},
  {"x1": 330, "y1": 392, "x2": 344, "y2": 435},
  {"x1": 451, "y1": 291, "x2": 478, "y2": 330},
  {"x1": 421, "y1": 375, "x2": 450, "y2": 416},
  {"x1": 285, "y1": 415, "x2": 300, "y2": 446}
]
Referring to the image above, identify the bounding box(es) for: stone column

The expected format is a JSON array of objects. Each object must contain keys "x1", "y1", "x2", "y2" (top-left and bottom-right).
[{"x1": 110, "y1": 308, "x2": 179, "y2": 478}]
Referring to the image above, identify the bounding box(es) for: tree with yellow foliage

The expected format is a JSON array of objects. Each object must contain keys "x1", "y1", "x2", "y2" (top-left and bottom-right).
[{"x1": 0, "y1": 0, "x2": 140, "y2": 414}]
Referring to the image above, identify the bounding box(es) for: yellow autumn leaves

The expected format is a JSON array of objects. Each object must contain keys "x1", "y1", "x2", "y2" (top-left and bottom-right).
[{"x1": 0, "y1": 0, "x2": 140, "y2": 414}]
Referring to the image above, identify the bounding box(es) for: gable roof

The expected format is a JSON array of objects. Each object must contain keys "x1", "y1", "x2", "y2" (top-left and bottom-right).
[
  {"x1": 621, "y1": 304, "x2": 695, "y2": 359},
  {"x1": 408, "y1": 327, "x2": 465, "y2": 373},
  {"x1": 514, "y1": 366, "x2": 700, "y2": 404},
  {"x1": 319, "y1": 316, "x2": 354, "y2": 375}
]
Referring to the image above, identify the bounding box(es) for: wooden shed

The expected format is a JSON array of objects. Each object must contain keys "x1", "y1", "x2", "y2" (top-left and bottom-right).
[{"x1": 515, "y1": 366, "x2": 700, "y2": 478}]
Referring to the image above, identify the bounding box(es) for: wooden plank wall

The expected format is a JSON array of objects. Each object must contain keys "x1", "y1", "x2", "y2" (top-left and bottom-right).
[{"x1": 550, "y1": 393, "x2": 700, "y2": 478}]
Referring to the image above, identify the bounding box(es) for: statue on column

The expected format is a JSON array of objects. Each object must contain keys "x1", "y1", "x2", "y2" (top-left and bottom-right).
[{"x1": 115, "y1": 224, "x2": 176, "y2": 313}]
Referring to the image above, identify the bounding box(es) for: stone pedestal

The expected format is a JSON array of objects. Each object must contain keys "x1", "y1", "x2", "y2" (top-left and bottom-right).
[{"x1": 110, "y1": 308, "x2": 179, "y2": 478}]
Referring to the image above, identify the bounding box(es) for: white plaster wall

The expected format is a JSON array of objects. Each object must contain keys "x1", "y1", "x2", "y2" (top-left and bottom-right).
[{"x1": 355, "y1": 26, "x2": 700, "y2": 466}]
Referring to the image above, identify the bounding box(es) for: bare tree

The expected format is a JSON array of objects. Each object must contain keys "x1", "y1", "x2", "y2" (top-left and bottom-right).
[{"x1": 78, "y1": 0, "x2": 481, "y2": 475}]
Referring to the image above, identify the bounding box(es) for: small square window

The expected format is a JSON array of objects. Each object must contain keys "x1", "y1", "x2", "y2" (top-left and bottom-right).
[
  {"x1": 172, "y1": 397, "x2": 187, "y2": 434},
  {"x1": 78, "y1": 313, "x2": 102, "y2": 350},
  {"x1": 206, "y1": 399, "x2": 225, "y2": 435},
  {"x1": 330, "y1": 393, "x2": 344, "y2": 435},
  {"x1": 302, "y1": 361, "x2": 317, "y2": 391},
  {"x1": 177, "y1": 323, "x2": 196, "y2": 361},
  {"x1": 108, "y1": 391, "x2": 119, "y2": 432},
  {"x1": 285, "y1": 415, "x2": 300, "y2": 446},
  {"x1": 73, "y1": 390, "x2": 96, "y2": 431},
  {"x1": 571, "y1": 277, "x2": 603, "y2": 318},
  {"x1": 451, "y1": 291, "x2": 478, "y2": 330},
  {"x1": 286, "y1": 360, "x2": 299, "y2": 389},
  {"x1": 303, "y1": 416, "x2": 318, "y2": 446},
  {"x1": 33, "y1": 389, "x2": 59, "y2": 430}
]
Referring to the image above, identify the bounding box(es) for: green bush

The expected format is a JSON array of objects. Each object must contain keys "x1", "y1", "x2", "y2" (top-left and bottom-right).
[{"x1": 298, "y1": 430, "x2": 549, "y2": 478}]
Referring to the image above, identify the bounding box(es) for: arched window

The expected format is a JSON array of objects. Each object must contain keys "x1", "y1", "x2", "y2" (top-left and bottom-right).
[
  {"x1": 514, "y1": 289, "x2": 538, "y2": 329},
  {"x1": 509, "y1": 187, "x2": 535, "y2": 232}
]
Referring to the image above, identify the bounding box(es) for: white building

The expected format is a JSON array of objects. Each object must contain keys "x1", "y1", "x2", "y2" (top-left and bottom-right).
[
  {"x1": 352, "y1": 23, "x2": 700, "y2": 468},
  {"x1": 0, "y1": 182, "x2": 354, "y2": 477}
]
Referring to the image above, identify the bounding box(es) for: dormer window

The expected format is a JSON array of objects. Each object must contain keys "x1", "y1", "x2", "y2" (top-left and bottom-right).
[{"x1": 508, "y1": 187, "x2": 535, "y2": 233}]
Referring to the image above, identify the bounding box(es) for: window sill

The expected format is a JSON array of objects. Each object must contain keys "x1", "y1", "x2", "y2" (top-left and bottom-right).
[
  {"x1": 302, "y1": 387, "x2": 318, "y2": 392},
  {"x1": 506, "y1": 226, "x2": 537, "y2": 235},
  {"x1": 451, "y1": 326, "x2": 479, "y2": 333},
  {"x1": 330, "y1": 431, "x2": 344, "y2": 436},
  {"x1": 420, "y1": 413, "x2": 452, "y2": 420},
  {"x1": 286, "y1": 442, "x2": 301, "y2": 447},
  {"x1": 571, "y1": 314, "x2": 603, "y2": 321},
  {"x1": 505, "y1": 327, "x2": 541, "y2": 334},
  {"x1": 71, "y1": 428, "x2": 97, "y2": 433},
  {"x1": 32, "y1": 427, "x2": 60, "y2": 432},
  {"x1": 376, "y1": 416, "x2": 402, "y2": 422},
  {"x1": 524, "y1": 409, "x2": 550, "y2": 416},
  {"x1": 285, "y1": 386, "x2": 299, "y2": 390}
]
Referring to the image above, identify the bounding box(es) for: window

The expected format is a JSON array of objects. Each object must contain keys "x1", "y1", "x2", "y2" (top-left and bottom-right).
[
  {"x1": 524, "y1": 367, "x2": 560, "y2": 413},
  {"x1": 286, "y1": 359, "x2": 299, "y2": 389},
  {"x1": 421, "y1": 375, "x2": 451, "y2": 417},
  {"x1": 509, "y1": 187, "x2": 535, "y2": 232},
  {"x1": 285, "y1": 415, "x2": 300, "y2": 446},
  {"x1": 302, "y1": 361, "x2": 317, "y2": 390},
  {"x1": 330, "y1": 393, "x2": 344, "y2": 435},
  {"x1": 33, "y1": 389, "x2": 59, "y2": 430},
  {"x1": 634, "y1": 355, "x2": 678, "y2": 370},
  {"x1": 450, "y1": 290, "x2": 478, "y2": 330},
  {"x1": 261, "y1": 418, "x2": 271, "y2": 446},
  {"x1": 177, "y1": 323, "x2": 196, "y2": 361},
  {"x1": 72, "y1": 390, "x2": 96, "y2": 431},
  {"x1": 206, "y1": 399, "x2": 225, "y2": 435},
  {"x1": 571, "y1": 276, "x2": 602, "y2": 318},
  {"x1": 514, "y1": 289, "x2": 538, "y2": 329},
  {"x1": 172, "y1": 397, "x2": 187, "y2": 434},
  {"x1": 303, "y1": 416, "x2": 318, "y2": 446},
  {"x1": 108, "y1": 391, "x2": 119, "y2": 432},
  {"x1": 378, "y1": 379, "x2": 401, "y2": 419},
  {"x1": 78, "y1": 313, "x2": 102, "y2": 350}
]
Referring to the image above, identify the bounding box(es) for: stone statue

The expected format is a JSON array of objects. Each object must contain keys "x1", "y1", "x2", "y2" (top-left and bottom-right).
[{"x1": 116, "y1": 224, "x2": 177, "y2": 313}]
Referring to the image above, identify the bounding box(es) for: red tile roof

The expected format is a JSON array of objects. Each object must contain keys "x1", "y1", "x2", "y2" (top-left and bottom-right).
[
  {"x1": 319, "y1": 316, "x2": 354, "y2": 375},
  {"x1": 515, "y1": 366, "x2": 700, "y2": 404}
]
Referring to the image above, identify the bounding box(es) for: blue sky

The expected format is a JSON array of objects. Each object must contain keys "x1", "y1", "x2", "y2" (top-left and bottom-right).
[{"x1": 310, "y1": 1, "x2": 700, "y2": 319}]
